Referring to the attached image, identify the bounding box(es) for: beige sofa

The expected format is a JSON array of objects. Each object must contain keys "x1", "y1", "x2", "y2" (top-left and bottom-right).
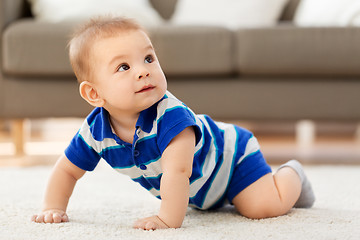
[{"x1": 1, "y1": 0, "x2": 360, "y2": 153}]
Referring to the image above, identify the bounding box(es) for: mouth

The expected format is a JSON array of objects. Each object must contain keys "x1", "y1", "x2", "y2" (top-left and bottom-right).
[{"x1": 136, "y1": 84, "x2": 155, "y2": 93}]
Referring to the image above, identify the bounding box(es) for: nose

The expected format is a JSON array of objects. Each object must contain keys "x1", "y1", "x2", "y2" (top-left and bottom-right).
[{"x1": 138, "y1": 69, "x2": 150, "y2": 80}]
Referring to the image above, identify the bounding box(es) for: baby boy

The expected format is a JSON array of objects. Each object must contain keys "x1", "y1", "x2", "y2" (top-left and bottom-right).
[{"x1": 32, "y1": 17, "x2": 315, "y2": 230}]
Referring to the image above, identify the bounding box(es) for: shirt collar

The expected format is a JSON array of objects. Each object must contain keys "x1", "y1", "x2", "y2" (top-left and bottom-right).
[
  {"x1": 99, "y1": 95, "x2": 164, "y2": 137},
  {"x1": 99, "y1": 107, "x2": 117, "y2": 139},
  {"x1": 135, "y1": 101, "x2": 159, "y2": 133},
  {"x1": 136, "y1": 94, "x2": 167, "y2": 133}
]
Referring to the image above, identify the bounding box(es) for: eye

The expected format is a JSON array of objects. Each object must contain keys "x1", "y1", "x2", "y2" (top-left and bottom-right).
[
  {"x1": 117, "y1": 63, "x2": 130, "y2": 72},
  {"x1": 144, "y1": 55, "x2": 154, "y2": 64}
]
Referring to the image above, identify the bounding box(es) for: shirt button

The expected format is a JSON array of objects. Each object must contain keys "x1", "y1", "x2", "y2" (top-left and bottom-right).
[
  {"x1": 134, "y1": 150, "x2": 140, "y2": 157},
  {"x1": 139, "y1": 164, "x2": 147, "y2": 170}
]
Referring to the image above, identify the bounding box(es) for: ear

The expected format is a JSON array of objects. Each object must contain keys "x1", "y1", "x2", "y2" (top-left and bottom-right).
[{"x1": 79, "y1": 81, "x2": 105, "y2": 108}]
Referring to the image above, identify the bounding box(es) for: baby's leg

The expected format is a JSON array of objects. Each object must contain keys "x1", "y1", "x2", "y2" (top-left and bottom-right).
[
  {"x1": 278, "y1": 160, "x2": 315, "y2": 208},
  {"x1": 232, "y1": 160, "x2": 309, "y2": 219}
]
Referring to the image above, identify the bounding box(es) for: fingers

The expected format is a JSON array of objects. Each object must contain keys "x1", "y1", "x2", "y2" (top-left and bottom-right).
[
  {"x1": 31, "y1": 214, "x2": 44, "y2": 223},
  {"x1": 61, "y1": 213, "x2": 69, "y2": 222},
  {"x1": 145, "y1": 221, "x2": 157, "y2": 231},
  {"x1": 133, "y1": 219, "x2": 151, "y2": 230},
  {"x1": 52, "y1": 212, "x2": 69, "y2": 223},
  {"x1": 31, "y1": 212, "x2": 69, "y2": 224},
  {"x1": 133, "y1": 216, "x2": 169, "y2": 230},
  {"x1": 133, "y1": 219, "x2": 146, "y2": 230},
  {"x1": 134, "y1": 220, "x2": 158, "y2": 231}
]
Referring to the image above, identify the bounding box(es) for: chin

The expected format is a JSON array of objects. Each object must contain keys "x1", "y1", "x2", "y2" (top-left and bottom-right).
[
  {"x1": 138, "y1": 87, "x2": 166, "y2": 109},
  {"x1": 139, "y1": 98, "x2": 158, "y2": 111}
]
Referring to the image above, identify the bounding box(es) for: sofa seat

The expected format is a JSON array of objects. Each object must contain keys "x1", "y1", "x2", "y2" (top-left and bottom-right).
[
  {"x1": 235, "y1": 25, "x2": 360, "y2": 76},
  {"x1": 3, "y1": 20, "x2": 73, "y2": 76},
  {"x1": 6, "y1": 19, "x2": 360, "y2": 81},
  {"x1": 3, "y1": 20, "x2": 234, "y2": 77},
  {"x1": 150, "y1": 25, "x2": 234, "y2": 77}
]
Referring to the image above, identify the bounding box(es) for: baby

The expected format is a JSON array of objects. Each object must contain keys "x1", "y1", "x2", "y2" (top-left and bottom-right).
[{"x1": 32, "y1": 17, "x2": 315, "y2": 230}]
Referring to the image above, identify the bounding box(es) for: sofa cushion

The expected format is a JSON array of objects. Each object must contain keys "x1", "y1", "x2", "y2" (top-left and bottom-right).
[
  {"x1": 235, "y1": 25, "x2": 360, "y2": 76},
  {"x1": 2, "y1": 20, "x2": 74, "y2": 76},
  {"x1": 2, "y1": 20, "x2": 234, "y2": 77},
  {"x1": 150, "y1": 25, "x2": 234, "y2": 76}
]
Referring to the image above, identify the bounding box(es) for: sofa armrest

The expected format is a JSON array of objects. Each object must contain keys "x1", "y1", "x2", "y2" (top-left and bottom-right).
[
  {"x1": 0, "y1": 0, "x2": 30, "y2": 31},
  {"x1": 1, "y1": 0, "x2": 30, "y2": 70},
  {"x1": 0, "y1": 0, "x2": 30, "y2": 115}
]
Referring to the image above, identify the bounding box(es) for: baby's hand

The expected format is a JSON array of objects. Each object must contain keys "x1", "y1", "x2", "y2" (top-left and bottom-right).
[
  {"x1": 31, "y1": 209, "x2": 69, "y2": 223},
  {"x1": 133, "y1": 215, "x2": 170, "y2": 230}
]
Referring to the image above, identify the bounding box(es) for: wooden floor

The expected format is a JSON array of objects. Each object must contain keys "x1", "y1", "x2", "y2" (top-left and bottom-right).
[{"x1": 1, "y1": 119, "x2": 359, "y2": 167}]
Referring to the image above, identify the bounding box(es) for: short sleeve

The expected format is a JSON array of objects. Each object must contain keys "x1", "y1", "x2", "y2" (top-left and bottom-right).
[
  {"x1": 65, "y1": 130, "x2": 101, "y2": 171},
  {"x1": 156, "y1": 106, "x2": 202, "y2": 153}
]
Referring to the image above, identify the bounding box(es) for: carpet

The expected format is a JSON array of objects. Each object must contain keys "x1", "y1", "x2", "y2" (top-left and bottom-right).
[{"x1": 1, "y1": 162, "x2": 359, "y2": 240}]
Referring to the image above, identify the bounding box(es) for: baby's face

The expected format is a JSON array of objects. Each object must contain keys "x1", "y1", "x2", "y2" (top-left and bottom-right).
[{"x1": 90, "y1": 29, "x2": 167, "y2": 115}]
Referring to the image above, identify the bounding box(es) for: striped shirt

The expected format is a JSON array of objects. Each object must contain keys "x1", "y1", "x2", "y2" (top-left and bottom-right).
[{"x1": 65, "y1": 91, "x2": 262, "y2": 210}]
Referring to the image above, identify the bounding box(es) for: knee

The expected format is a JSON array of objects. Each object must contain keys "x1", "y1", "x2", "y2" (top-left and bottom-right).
[
  {"x1": 235, "y1": 199, "x2": 288, "y2": 219},
  {"x1": 235, "y1": 203, "x2": 269, "y2": 219},
  {"x1": 231, "y1": 173, "x2": 293, "y2": 219}
]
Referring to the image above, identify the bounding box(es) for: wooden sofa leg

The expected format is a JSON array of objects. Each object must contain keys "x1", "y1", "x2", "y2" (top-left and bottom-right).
[
  {"x1": 11, "y1": 119, "x2": 26, "y2": 156},
  {"x1": 356, "y1": 123, "x2": 360, "y2": 144},
  {"x1": 296, "y1": 120, "x2": 316, "y2": 151}
]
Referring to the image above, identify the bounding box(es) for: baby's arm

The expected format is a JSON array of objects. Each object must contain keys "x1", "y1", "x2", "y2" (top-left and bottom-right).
[
  {"x1": 133, "y1": 127, "x2": 195, "y2": 230},
  {"x1": 32, "y1": 154, "x2": 86, "y2": 223}
]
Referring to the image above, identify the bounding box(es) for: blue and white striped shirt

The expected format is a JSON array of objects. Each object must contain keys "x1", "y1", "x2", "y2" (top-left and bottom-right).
[{"x1": 65, "y1": 91, "x2": 262, "y2": 210}]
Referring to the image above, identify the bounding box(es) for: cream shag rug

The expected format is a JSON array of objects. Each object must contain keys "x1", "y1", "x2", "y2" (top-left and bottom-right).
[{"x1": 1, "y1": 162, "x2": 359, "y2": 240}]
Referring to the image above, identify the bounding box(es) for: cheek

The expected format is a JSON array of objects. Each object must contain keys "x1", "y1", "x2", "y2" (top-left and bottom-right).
[
  {"x1": 104, "y1": 82, "x2": 128, "y2": 99},
  {"x1": 161, "y1": 74, "x2": 167, "y2": 90},
  {"x1": 162, "y1": 77, "x2": 167, "y2": 91},
  {"x1": 154, "y1": 68, "x2": 167, "y2": 86}
]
